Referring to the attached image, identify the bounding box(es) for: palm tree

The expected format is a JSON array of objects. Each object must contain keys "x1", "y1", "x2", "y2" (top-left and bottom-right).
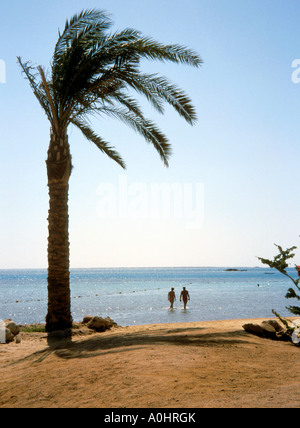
[{"x1": 18, "y1": 9, "x2": 202, "y2": 333}]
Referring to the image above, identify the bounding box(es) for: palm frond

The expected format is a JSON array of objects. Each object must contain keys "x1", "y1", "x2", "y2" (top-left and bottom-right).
[
  {"x1": 136, "y1": 38, "x2": 202, "y2": 67},
  {"x1": 97, "y1": 33, "x2": 202, "y2": 68},
  {"x1": 70, "y1": 116, "x2": 126, "y2": 169},
  {"x1": 38, "y1": 66, "x2": 59, "y2": 132},
  {"x1": 17, "y1": 57, "x2": 52, "y2": 122},
  {"x1": 139, "y1": 73, "x2": 198, "y2": 124},
  {"x1": 100, "y1": 106, "x2": 172, "y2": 167},
  {"x1": 92, "y1": 29, "x2": 202, "y2": 68},
  {"x1": 54, "y1": 9, "x2": 111, "y2": 63},
  {"x1": 52, "y1": 10, "x2": 112, "y2": 105},
  {"x1": 19, "y1": 8, "x2": 201, "y2": 169},
  {"x1": 108, "y1": 70, "x2": 197, "y2": 124}
]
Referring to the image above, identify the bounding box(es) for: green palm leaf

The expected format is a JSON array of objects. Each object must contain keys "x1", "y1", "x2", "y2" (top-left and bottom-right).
[
  {"x1": 70, "y1": 116, "x2": 126, "y2": 168},
  {"x1": 19, "y1": 9, "x2": 201, "y2": 166}
]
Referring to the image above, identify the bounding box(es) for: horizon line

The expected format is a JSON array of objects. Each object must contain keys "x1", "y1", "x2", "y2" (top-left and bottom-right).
[{"x1": 0, "y1": 265, "x2": 267, "y2": 270}]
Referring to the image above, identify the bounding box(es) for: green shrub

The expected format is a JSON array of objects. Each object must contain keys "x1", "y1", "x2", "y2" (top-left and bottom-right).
[{"x1": 258, "y1": 244, "x2": 300, "y2": 317}]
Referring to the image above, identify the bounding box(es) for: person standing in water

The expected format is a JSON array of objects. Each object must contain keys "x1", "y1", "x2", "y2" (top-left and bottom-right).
[
  {"x1": 180, "y1": 286, "x2": 190, "y2": 309},
  {"x1": 168, "y1": 287, "x2": 176, "y2": 308}
]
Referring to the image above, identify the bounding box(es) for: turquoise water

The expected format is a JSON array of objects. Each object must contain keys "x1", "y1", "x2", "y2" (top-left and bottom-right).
[{"x1": 0, "y1": 267, "x2": 296, "y2": 326}]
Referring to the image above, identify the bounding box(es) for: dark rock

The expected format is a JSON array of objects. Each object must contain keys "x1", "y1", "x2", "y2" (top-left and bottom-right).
[
  {"x1": 5, "y1": 328, "x2": 14, "y2": 343},
  {"x1": 82, "y1": 316, "x2": 93, "y2": 324},
  {"x1": 242, "y1": 323, "x2": 265, "y2": 338},
  {"x1": 5, "y1": 321, "x2": 20, "y2": 336},
  {"x1": 260, "y1": 322, "x2": 277, "y2": 339},
  {"x1": 243, "y1": 320, "x2": 293, "y2": 341},
  {"x1": 261, "y1": 320, "x2": 283, "y2": 333},
  {"x1": 87, "y1": 316, "x2": 117, "y2": 332},
  {"x1": 1, "y1": 319, "x2": 21, "y2": 344},
  {"x1": 277, "y1": 330, "x2": 292, "y2": 342}
]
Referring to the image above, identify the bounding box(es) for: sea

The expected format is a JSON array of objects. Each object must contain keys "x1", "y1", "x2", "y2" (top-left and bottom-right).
[{"x1": 0, "y1": 267, "x2": 297, "y2": 327}]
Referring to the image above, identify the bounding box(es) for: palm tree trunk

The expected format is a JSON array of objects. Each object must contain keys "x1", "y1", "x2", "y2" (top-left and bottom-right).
[{"x1": 45, "y1": 130, "x2": 73, "y2": 333}]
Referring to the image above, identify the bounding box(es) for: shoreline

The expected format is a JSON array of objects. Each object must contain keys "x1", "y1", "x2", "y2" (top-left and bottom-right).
[
  {"x1": 1, "y1": 317, "x2": 299, "y2": 408},
  {"x1": 17, "y1": 315, "x2": 297, "y2": 329}
]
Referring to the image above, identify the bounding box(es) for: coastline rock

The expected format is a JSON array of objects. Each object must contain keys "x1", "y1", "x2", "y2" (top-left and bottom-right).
[
  {"x1": 5, "y1": 328, "x2": 14, "y2": 343},
  {"x1": 260, "y1": 322, "x2": 277, "y2": 339},
  {"x1": 87, "y1": 316, "x2": 117, "y2": 332},
  {"x1": 242, "y1": 323, "x2": 265, "y2": 338},
  {"x1": 261, "y1": 320, "x2": 283, "y2": 333},
  {"x1": 243, "y1": 319, "x2": 293, "y2": 342},
  {"x1": 276, "y1": 330, "x2": 292, "y2": 342},
  {"x1": 1, "y1": 319, "x2": 21, "y2": 344},
  {"x1": 5, "y1": 321, "x2": 20, "y2": 336},
  {"x1": 242, "y1": 322, "x2": 278, "y2": 340},
  {"x1": 82, "y1": 316, "x2": 93, "y2": 324}
]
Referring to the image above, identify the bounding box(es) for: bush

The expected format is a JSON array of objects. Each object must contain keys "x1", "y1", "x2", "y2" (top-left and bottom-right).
[{"x1": 258, "y1": 244, "x2": 300, "y2": 317}]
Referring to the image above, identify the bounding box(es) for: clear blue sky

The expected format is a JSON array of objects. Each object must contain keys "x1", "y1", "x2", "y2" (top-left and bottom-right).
[{"x1": 1, "y1": 0, "x2": 300, "y2": 268}]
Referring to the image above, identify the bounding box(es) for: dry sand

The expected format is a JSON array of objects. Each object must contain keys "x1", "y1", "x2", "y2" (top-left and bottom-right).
[{"x1": 0, "y1": 317, "x2": 299, "y2": 408}]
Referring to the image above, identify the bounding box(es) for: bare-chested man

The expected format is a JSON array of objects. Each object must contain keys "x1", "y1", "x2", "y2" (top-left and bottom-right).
[
  {"x1": 180, "y1": 286, "x2": 190, "y2": 309},
  {"x1": 168, "y1": 287, "x2": 176, "y2": 308}
]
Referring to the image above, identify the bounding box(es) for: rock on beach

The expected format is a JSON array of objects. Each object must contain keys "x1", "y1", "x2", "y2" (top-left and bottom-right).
[
  {"x1": 84, "y1": 316, "x2": 118, "y2": 332},
  {"x1": 242, "y1": 319, "x2": 292, "y2": 342},
  {"x1": 2, "y1": 319, "x2": 21, "y2": 343}
]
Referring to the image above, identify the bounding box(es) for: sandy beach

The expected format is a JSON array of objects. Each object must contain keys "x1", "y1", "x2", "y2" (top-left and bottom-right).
[{"x1": 0, "y1": 317, "x2": 299, "y2": 408}]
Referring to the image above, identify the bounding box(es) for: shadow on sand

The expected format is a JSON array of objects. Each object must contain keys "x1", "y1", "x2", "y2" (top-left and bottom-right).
[
  {"x1": 5, "y1": 326, "x2": 255, "y2": 366},
  {"x1": 51, "y1": 326, "x2": 250, "y2": 360}
]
